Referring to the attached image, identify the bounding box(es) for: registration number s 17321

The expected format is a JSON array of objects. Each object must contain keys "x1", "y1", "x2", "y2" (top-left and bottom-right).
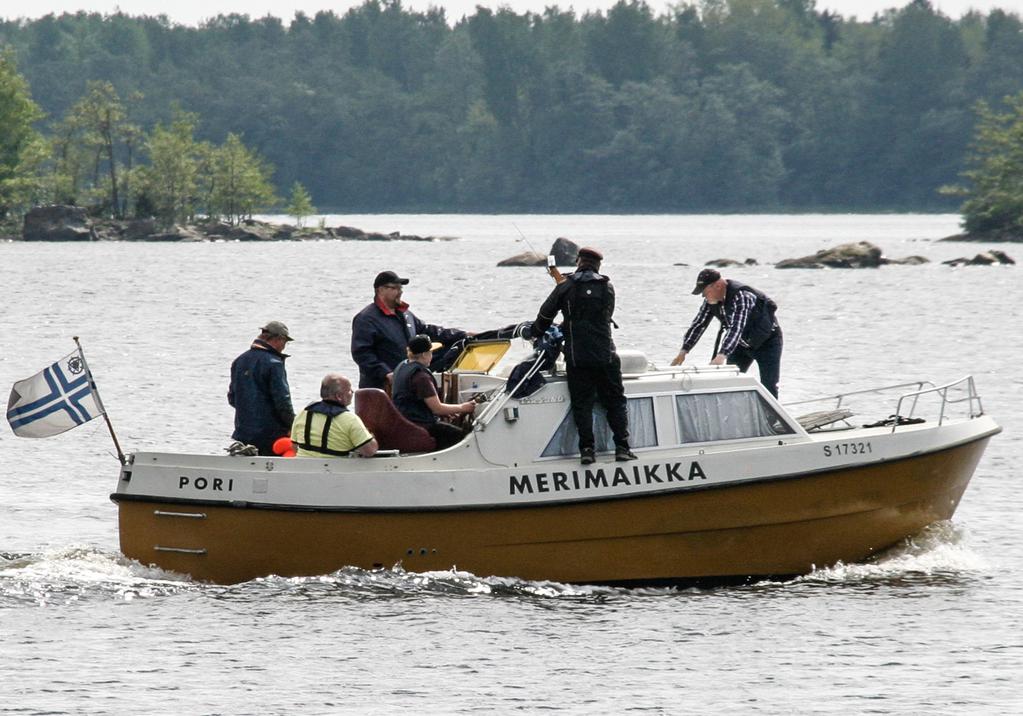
[{"x1": 823, "y1": 441, "x2": 872, "y2": 457}]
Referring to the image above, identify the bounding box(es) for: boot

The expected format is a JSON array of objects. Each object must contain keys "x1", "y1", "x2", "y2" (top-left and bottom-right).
[
  {"x1": 615, "y1": 445, "x2": 637, "y2": 461},
  {"x1": 580, "y1": 447, "x2": 596, "y2": 465}
]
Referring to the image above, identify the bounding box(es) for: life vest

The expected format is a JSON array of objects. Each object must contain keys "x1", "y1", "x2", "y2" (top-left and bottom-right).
[
  {"x1": 562, "y1": 271, "x2": 614, "y2": 366},
  {"x1": 294, "y1": 400, "x2": 351, "y2": 456},
  {"x1": 712, "y1": 279, "x2": 779, "y2": 351},
  {"x1": 391, "y1": 360, "x2": 437, "y2": 425}
]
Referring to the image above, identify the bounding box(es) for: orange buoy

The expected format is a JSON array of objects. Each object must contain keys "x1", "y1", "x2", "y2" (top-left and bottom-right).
[{"x1": 272, "y1": 436, "x2": 296, "y2": 457}]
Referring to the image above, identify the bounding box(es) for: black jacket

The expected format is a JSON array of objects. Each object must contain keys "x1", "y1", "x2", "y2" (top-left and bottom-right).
[{"x1": 532, "y1": 270, "x2": 617, "y2": 367}]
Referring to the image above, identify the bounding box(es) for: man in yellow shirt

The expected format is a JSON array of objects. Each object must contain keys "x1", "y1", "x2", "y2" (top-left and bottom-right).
[{"x1": 291, "y1": 373, "x2": 378, "y2": 458}]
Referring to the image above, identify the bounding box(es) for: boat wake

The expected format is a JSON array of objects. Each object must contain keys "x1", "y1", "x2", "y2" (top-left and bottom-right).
[
  {"x1": 0, "y1": 545, "x2": 196, "y2": 606},
  {"x1": 0, "y1": 521, "x2": 987, "y2": 606},
  {"x1": 796, "y1": 520, "x2": 989, "y2": 586}
]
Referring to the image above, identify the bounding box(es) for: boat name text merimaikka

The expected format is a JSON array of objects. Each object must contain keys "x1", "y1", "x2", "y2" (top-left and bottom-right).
[{"x1": 509, "y1": 460, "x2": 707, "y2": 495}]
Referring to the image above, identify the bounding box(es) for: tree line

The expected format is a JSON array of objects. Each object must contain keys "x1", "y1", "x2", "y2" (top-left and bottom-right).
[{"x1": 4, "y1": 0, "x2": 1023, "y2": 219}]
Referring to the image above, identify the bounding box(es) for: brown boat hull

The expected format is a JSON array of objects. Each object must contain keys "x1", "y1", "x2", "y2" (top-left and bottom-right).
[{"x1": 115, "y1": 437, "x2": 990, "y2": 585}]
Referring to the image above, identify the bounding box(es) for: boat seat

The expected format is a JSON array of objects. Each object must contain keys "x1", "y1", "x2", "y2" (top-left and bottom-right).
[
  {"x1": 354, "y1": 388, "x2": 437, "y2": 454},
  {"x1": 796, "y1": 408, "x2": 854, "y2": 431}
]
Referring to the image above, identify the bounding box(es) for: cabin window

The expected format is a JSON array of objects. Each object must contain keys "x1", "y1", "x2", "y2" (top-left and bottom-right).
[
  {"x1": 541, "y1": 397, "x2": 657, "y2": 457},
  {"x1": 675, "y1": 391, "x2": 794, "y2": 443}
]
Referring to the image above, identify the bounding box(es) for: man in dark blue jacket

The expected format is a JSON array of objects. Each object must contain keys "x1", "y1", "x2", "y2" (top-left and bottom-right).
[
  {"x1": 228, "y1": 321, "x2": 296, "y2": 455},
  {"x1": 351, "y1": 270, "x2": 469, "y2": 391}
]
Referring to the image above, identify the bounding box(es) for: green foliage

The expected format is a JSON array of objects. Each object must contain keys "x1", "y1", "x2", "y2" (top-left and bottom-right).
[
  {"x1": 47, "y1": 81, "x2": 140, "y2": 216},
  {"x1": 138, "y1": 110, "x2": 205, "y2": 226},
  {"x1": 207, "y1": 133, "x2": 276, "y2": 225},
  {"x1": 0, "y1": 48, "x2": 44, "y2": 218},
  {"x1": 286, "y1": 181, "x2": 315, "y2": 226},
  {"x1": 3, "y1": 0, "x2": 1023, "y2": 212},
  {"x1": 951, "y1": 94, "x2": 1023, "y2": 235}
]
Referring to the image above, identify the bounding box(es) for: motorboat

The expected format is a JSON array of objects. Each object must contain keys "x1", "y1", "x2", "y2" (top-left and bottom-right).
[{"x1": 110, "y1": 338, "x2": 1000, "y2": 585}]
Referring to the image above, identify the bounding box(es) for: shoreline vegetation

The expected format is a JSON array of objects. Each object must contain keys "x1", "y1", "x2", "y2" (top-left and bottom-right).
[
  {"x1": 4, "y1": 207, "x2": 1014, "y2": 270},
  {"x1": 3, "y1": 205, "x2": 447, "y2": 243},
  {"x1": 5, "y1": 3, "x2": 1023, "y2": 240}
]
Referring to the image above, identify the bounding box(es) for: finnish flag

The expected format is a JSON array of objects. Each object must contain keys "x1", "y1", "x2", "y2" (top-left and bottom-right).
[{"x1": 6, "y1": 351, "x2": 103, "y2": 438}]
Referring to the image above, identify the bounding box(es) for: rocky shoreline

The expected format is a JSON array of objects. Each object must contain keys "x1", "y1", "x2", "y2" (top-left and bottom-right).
[
  {"x1": 940, "y1": 230, "x2": 1023, "y2": 242},
  {"x1": 6, "y1": 205, "x2": 451, "y2": 243}
]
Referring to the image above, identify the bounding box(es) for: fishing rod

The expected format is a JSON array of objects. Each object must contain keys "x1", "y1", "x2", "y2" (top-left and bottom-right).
[
  {"x1": 512, "y1": 223, "x2": 565, "y2": 284},
  {"x1": 511, "y1": 222, "x2": 542, "y2": 257}
]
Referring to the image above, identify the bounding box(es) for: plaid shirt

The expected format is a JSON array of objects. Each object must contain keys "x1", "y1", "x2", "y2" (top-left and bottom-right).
[{"x1": 681, "y1": 288, "x2": 757, "y2": 356}]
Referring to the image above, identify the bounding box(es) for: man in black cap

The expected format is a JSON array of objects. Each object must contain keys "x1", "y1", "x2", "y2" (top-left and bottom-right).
[
  {"x1": 228, "y1": 321, "x2": 296, "y2": 455},
  {"x1": 351, "y1": 270, "x2": 470, "y2": 391},
  {"x1": 391, "y1": 334, "x2": 477, "y2": 450},
  {"x1": 531, "y1": 247, "x2": 636, "y2": 464},
  {"x1": 670, "y1": 268, "x2": 783, "y2": 398}
]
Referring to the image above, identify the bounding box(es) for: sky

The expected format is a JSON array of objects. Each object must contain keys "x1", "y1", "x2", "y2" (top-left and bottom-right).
[{"x1": 2, "y1": 0, "x2": 1023, "y2": 26}]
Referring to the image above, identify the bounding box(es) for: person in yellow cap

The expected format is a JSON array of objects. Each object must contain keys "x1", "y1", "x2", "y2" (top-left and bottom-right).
[
  {"x1": 291, "y1": 373, "x2": 377, "y2": 458},
  {"x1": 531, "y1": 247, "x2": 635, "y2": 465},
  {"x1": 391, "y1": 334, "x2": 476, "y2": 450}
]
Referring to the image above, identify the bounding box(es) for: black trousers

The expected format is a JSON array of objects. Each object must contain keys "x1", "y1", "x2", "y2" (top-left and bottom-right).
[
  {"x1": 426, "y1": 421, "x2": 465, "y2": 450},
  {"x1": 566, "y1": 354, "x2": 630, "y2": 452},
  {"x1": 728, "y1": 328, "x2": 783, "y2": 398}
]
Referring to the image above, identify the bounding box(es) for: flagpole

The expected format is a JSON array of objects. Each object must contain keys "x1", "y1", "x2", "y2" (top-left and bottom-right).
[{"x1": 73, "y1": 336, "x2": 126, "y2": 465}]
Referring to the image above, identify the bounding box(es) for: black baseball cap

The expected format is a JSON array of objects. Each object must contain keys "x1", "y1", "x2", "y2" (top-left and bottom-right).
[
  {"x1": 408, "y1": 334, "x2": 442, "y2": 355},
  {"x1": 691, "y1": 268, "x2": 721, "y2": 295},
  {"x1": 374, "y1": 270, "x2": 410, "y2": 288}
]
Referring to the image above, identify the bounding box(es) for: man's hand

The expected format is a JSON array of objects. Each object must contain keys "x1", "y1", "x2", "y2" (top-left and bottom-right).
[
  {"x1": 710, "y1": 353, "x2": 726, "y2": 366},
  {"x1": 670, "y1": 350, "x2": 687, "y2": 367}
]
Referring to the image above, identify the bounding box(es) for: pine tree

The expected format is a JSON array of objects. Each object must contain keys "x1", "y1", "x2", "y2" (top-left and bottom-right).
[{"x1": 286, "y1": 181, "x2": 315, "y2": 227}]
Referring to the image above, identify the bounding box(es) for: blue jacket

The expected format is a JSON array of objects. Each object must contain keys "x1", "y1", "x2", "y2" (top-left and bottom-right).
[
  {"x1": 228, "y1": 339, "x2": 295, "y2": 452},
  {"x1": 351, "y1": 299, "x2": 466, "y2": 389}
]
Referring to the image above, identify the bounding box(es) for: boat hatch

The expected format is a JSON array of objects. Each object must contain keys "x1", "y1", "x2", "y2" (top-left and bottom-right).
[{"x1": 451, "y1": 339, "x2": 511, "y2": 373}]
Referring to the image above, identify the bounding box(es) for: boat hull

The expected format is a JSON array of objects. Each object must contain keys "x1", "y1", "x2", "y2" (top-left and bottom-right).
[{"x1": 115, "y1": 435, "x2": 990, "y2": 585}]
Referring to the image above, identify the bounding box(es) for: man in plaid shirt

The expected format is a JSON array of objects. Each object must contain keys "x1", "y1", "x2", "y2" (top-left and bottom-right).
[{"x1": 670, "y1": 268, "x2": 783, "y2": 398}]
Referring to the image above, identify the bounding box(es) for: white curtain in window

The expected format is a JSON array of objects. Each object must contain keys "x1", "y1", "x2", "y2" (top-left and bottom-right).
[
  {"x1": 542, "y1": 397, "x2": 657, "y2": 456},
  {"x1": 675, "y1": 391, "x2": 791, "y2": 443}
]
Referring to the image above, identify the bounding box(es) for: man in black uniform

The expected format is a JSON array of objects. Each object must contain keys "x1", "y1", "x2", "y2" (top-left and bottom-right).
[
  {"x1": 671, "y1": 268, "x2": 782, "y2": 398},
  {"x1": 531, "y1": 247, "x2": 635, "y2": 465}
]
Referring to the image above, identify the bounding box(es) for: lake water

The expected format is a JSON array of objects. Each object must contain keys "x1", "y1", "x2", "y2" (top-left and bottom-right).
[{"x1": 1, "y1": 215, "x2": 1020, "y2": 714}]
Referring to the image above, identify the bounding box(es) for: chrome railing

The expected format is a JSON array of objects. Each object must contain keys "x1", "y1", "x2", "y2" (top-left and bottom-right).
[
  {"x1": 786, "y1": 376, "x2": 984, "y2": 432},
  {"x1": 891, "y1": 376, "x2": 985, "y2": 431}
]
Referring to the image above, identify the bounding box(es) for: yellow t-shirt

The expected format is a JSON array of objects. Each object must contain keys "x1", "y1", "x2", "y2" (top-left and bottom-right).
[{"x1": 291, "y1": 408, "x2": 374, "y2": 457}]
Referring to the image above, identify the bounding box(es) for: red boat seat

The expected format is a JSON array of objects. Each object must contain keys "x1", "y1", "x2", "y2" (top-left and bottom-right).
[{"x1": 354, "y1": 388, "x2": 437, "y2": 454}]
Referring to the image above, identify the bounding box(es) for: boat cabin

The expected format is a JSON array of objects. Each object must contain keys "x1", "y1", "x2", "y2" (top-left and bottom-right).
[{"x1": 353, "y1": 337, "x2": 803, "y2": 465}]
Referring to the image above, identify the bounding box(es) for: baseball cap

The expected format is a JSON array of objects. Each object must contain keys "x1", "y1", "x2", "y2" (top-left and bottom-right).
[
  {"x1": 374, "y1": 270, "x2": 410, "y2": 288},
  {"x1": 408, "y1": 334, "x2": 443, "y2": 355},
  {"x1": 691, "y1": 268, "x2": 721, "y2": 295},
  {"x1": 261, "y1": 320, "x2": 294, "y2": 341}
]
